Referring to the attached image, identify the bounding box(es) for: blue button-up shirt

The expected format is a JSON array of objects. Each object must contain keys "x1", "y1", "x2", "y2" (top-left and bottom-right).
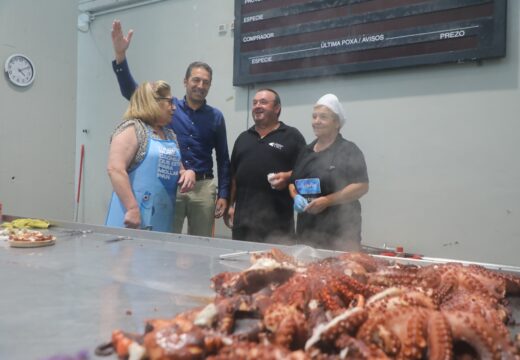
[{"x1": 112, "y1": 59, "x2": 231, "y2": 199}]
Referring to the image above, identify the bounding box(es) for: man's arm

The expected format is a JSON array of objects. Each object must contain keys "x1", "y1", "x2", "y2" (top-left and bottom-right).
[
  {"x1": 268, "y1": 171, "x2": 292, "y2": 190},
  {"x1": 111, "y1": 20, "x2": 138, "y2": 100},
  {"x1": 224, "y1": 177, "x2": 236, "y2": 228},
  {"x1": 214, "y1": 114, "x2": 231, "y2": 218},
  {"x1": 271, "y1": 129, "x2": 306, "y2": 190},
  {"x1": 214, "y1": 114, "x2": 231, "y2": 199}
]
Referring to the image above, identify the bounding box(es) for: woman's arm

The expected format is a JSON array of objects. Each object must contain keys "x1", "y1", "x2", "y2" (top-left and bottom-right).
[
  {"x1": 288, "y1": 183, "x2": 298, "y2": 198},
  {"x1": 305, "y1": 182, "x2": 369, "y2": 215},
  {"x1": 107, "y1": 126, "x2": 140, "y2": 228}
]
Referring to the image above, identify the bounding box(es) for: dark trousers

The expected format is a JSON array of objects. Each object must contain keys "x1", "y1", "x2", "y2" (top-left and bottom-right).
[{"x1": 232, "y1": 223, "x2": 295, "y2": 244}]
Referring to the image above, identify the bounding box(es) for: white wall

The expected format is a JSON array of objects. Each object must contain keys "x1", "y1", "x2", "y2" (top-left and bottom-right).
[
  {"x1": 77, "y1": 0, "x2": 520, "y2": 265},
  {"x1": 0, "y1": 0, "x2": 77, "y2": 220}
]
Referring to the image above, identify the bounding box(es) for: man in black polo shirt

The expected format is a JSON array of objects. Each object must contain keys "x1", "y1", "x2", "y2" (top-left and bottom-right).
[{"x1": 227, "y1": 89, "x2": 306, "y2": 242}]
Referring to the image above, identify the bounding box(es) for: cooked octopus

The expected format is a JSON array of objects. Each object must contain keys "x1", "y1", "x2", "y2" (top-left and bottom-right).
[{"x1": 97, "y1": 249, "x2": 520, "y2": 359}]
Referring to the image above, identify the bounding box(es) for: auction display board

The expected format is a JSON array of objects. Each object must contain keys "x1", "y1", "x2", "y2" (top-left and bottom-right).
[{"x1": 233, "y1": 0, "x2": 507, "y2": 85}]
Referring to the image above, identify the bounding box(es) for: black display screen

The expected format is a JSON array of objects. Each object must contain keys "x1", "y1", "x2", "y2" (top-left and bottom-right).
[{"x1": 233, "y1": 0, "x2": 507, "y2": 85}]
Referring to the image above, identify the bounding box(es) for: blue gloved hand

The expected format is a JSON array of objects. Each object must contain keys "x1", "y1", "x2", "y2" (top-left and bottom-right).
[{"x1": 293, "y1": 194, "x2": 308, "y2": 213}]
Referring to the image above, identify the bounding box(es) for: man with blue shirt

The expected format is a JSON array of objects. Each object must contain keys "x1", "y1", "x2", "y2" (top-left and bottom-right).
[{"x1": 110, "y1": 20, "x2": 230, "y2": 236}]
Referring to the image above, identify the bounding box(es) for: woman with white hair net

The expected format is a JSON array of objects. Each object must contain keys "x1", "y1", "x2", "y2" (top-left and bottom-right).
[{"x1": 288, "y1": 94, "x2": 369, "y2": 251}]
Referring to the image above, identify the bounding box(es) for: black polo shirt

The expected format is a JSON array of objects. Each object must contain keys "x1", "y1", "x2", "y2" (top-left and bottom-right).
[
  {"x1": 290, "y1": 134, "x2": 369, "y2": 249},
  {"x1": 230, "y1": 122, "x2": 306, "y2": 242}
]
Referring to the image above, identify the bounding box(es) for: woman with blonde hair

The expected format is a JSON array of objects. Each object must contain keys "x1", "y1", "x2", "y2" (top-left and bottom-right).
[{"x1": 106, "y1": 81, "x2": 195, "y2": 232}]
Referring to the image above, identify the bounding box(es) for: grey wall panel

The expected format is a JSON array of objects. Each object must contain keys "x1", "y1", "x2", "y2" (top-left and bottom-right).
[
  {"x1": 76, "y1": 0, "x2": 520, "y2": 265},
  {"x1": 0, "y1": 0, "x2": 77, "y2": 220}
]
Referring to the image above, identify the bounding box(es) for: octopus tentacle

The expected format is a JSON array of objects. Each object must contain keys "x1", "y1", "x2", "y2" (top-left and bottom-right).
[
  {"x1": 305, "y1": 307, "x2": 367, "y2": 351},
  {"x1": 334, "y1": 333, "x2": 390, "y2": 359},
  {"x1": 207, "y1": 341, "x2": 309, "y2": 360},
  {"x1": 276, "y1": 313, "x2": 308, "y2": 350},
  {"x1": 337, "y1": 252, "x2": 390, "y2": 272},
  {"x1": 252, "y1": 247, "x2": 300, "y2": 266},
  {"x1": 399, "y1": 309, "x2": 428, "y2": 360},
  {"x1": 440, "y1": 291, "x2": 509, "y2": 326},
  {"x1": 442, "y1": 310, "x2": 501, "y2": 360},
  {"x1": 319, "y1": 286, "x2": 345, "y2": 312},
  {"x1": 426, "y1": 311, "x2": 452, "y2": 360},
  {"x1": 98, "y1": 249, "x2": 520, "y2": 359},
  {"x1": 457, "y1": 269, "x2": 506, "y2": 300},
  {"x1": 270, "y1": 273, "x2": 311, "y2": 311},
  {"x1": 357, "y1": 306, "x2": 431, "y2": 359},
  {"x1": 367, "y1": 268, "x2": 420, "y2": 288},
  {"x1": 211, "y1": 257, "x2": 296, "y2": 296},
  {"x1": 96, "y1": 330, "x2": 144, "y2": 358},
  {"x1": 263, "y1": 303, "x2": 308, "y2": 349},
  {"x1": 348, "y1": 294, "x2": 365, "y2": 309},
  {"x1": 366, "y1": 288, "x2": 437, "y2": 314},
  {"x1": 502, "y1": 272, "x2": 520, "y2": 295},
  {"x1": 214, "y1": 294, "x2": 257, "y2": 334}
]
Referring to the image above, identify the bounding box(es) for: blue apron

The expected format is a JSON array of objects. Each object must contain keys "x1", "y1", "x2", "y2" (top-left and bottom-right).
[{"x1": 106, "y1": 128, "x2": 181, "y2": 232}]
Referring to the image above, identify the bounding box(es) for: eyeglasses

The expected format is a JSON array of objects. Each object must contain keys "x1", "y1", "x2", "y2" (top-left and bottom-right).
[
  {"x1": 156, "y1": 97, "x2": 173, "y2": 103},
  {"x1": 252, "y1": 99, "x2": 275, "y2": 106}
]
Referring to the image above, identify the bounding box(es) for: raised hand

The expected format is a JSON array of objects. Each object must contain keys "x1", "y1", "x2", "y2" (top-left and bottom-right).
[{"x1": 111, "y1": 19, "x2": 134, "y2": 63}]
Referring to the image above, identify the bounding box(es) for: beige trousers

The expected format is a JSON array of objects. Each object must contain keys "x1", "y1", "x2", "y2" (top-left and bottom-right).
[{"x1": 173, "y1": 179, "x2": 217, "y2": 236}]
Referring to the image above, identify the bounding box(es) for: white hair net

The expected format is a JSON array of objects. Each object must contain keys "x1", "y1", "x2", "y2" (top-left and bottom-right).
[{"x1": 315, "y1": 93, "x2": 346, "y2": 127}]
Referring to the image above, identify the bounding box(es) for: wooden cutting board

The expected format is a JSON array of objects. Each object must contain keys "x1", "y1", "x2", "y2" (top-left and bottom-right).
[{"x1": 8, "y1": 237, "x2": 56, "y2": 248}]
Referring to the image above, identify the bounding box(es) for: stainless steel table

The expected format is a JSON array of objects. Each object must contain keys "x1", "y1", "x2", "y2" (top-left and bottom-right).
[
  {"x1": 2, "y1": 217, "x2": 520, "y2": 359},
  {"x1": 0, "y1": 218, "x2": 313, "y2": 360}
]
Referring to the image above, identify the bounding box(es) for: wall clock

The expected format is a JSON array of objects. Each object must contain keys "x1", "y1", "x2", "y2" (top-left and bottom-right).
[{"x1": 4, "y1": 53, "x2": 35, "y2": 87}]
